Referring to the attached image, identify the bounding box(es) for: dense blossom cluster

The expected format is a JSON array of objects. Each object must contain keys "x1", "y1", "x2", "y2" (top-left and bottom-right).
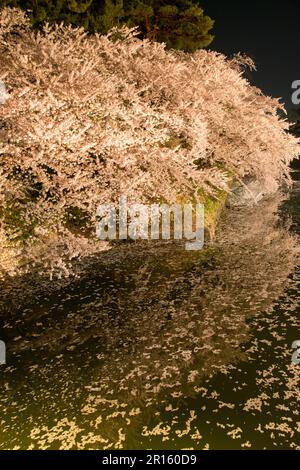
[{"x1": 0, "y1": 8, "x2": 299, "y2": 276}]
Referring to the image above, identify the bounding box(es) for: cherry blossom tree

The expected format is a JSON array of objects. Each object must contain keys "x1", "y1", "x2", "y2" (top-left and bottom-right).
[{"x1": 0, "y1": 8, "x2": 299, "y2": 277}]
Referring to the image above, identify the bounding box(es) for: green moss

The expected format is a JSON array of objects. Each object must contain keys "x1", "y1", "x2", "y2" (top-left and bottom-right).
[
  {"x1": 64, "y1": 206, "x2": 92, "y2": 236},
  {"x1": 159, "y1": 133, "x2": 192, "y2": 150},
  {"x1": 0, "y1": 204, "x2": 38, "y2": 243},
  {"x1": 197, "y1": 187, "x2": 227, "y2": 237}
]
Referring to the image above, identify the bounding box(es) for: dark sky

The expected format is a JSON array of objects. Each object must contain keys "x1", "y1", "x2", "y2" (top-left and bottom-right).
[{"x1": 199, "y1": 0, "x2": 300, "y2": 108}]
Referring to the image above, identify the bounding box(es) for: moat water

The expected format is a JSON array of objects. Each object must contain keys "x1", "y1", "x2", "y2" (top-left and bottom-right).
[{"x1": 1, "y1": 173, "x2": 300, "y2": 449}]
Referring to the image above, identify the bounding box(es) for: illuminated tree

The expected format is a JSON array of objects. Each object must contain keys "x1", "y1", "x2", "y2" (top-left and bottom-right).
[
  {"x1": 0, "y1": 0, "x2": 214, "y2": 51},
  {"x1": 0, "y1": 8, "x2": 298, "y2": 276}
]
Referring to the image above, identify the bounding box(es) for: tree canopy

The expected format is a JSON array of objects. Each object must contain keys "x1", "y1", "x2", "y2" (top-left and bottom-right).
[
  {"x1": 1, "y1": 8, "x2": 298, "y2": 275},
  {"x1": 0, "y1": 0, "x2": 214, "y2": 51}
]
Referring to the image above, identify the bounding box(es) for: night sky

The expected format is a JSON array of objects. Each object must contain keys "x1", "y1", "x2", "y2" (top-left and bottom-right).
[{"x1": 200, "y1": 0, "x2": 300, "y2": 108}]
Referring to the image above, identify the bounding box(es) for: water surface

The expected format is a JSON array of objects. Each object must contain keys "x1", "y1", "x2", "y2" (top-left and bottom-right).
[{"x1": 1, "y1": 178, "x2": 300, "y2": 449}]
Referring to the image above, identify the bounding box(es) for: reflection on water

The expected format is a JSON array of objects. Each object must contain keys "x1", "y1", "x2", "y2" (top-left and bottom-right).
[{"x1": 0, "y1": 181, "x2": 300, "y2": 449}]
